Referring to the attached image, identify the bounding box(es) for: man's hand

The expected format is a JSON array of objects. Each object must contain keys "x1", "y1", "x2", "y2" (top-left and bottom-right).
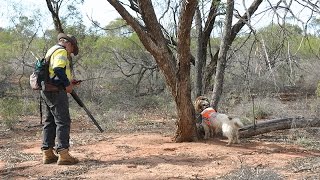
[
  {"x1": 71, "y1": 79, "x2": 81, "y2": 85},
  {"x1": 66, "y1": 79, "x2": 81, "y2": 93},
  {"x1": 65, "y1": 84, "x2": 74, "y2": 93}
]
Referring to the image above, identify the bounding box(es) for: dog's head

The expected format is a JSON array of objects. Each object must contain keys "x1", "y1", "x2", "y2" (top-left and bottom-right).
[{"x1": 194, "y1": 96, "x2": 211, "y2": 113}]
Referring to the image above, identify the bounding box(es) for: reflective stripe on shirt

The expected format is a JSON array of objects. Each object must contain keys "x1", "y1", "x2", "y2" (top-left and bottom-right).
[{"x1": 46, "y1": 45, "x2": 72, "y2": 80}]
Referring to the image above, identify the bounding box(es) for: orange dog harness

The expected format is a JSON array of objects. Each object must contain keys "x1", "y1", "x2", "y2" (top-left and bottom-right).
[
  {"x1": 201, "y1": 107, "x2": 216, "y2": 119},
  {"x1": 201, "y1": 107, "x2": 217, "y2": 126}
]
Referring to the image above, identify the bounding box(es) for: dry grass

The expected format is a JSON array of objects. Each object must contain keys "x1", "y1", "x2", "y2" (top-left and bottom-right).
[{"x1": 219, "y1": 166, "x2": 283, "y2": 180}]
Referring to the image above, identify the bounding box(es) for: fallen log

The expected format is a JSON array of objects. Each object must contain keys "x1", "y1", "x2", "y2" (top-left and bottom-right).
[{"x1": 239, "y1": 117, "x2": 320, "y2": 138}]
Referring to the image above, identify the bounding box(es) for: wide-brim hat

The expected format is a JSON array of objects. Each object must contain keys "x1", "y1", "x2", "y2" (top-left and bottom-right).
[{"x1": 57, "y1": 33, "x2": 79, "y2": 56}]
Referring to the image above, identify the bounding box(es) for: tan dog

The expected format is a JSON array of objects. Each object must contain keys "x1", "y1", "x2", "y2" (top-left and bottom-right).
[
  {"x1": 194, "y1": 96, "x2": 212, "y2": 138},
  {"x1": 194, "y1": 96, "x2": 210, "y2": 114},
  {"x1": 194, "y1": 96, "x2": 243, "y2": 145}
]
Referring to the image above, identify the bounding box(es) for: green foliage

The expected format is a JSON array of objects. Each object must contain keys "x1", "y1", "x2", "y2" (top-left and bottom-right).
[
  {"x1": 0, "y1": 98, "x2": 23, "y2": 129},
  {"x1": 295, "y1": 137, "x2": 315, "y2": 147},
  {"x1": 317, "y1": 81, "x2": 320, "y2": 97},
  {"x1": 133, "y1": 95, "x2": 171, "y2": 110},
  {"x1": 257, "y1": 23, "x2": 320, "y2": 59},
  {"x1": 258, "y1": 23, "x2": 303, "y2": 36},
  {"x1": 243, "y1": 102, "x2": 272, "y2": 120},
  {"x1": 22, "y1": 98, "x2": 39, "y2": 116},
  {"x1": 289, "y1": 128, "x2": 320, "y2": 150},
  {"x1": 253, "y1": 106, "x2": 271, "y2": 120},
  {"x1": 0, "y1": 65, "x2": 14, "y2": 78},
  {"x1": 105, "y1": 18, "x2": 133, "y2": 37},
  {"x1": 14, "y1": 16, "x2": 36, "y2": 36},
  {"x1": 0, "y1": 30, "x2": 16, "y2": 61},
  {"x1": 299, "y1": 36, "x2": 320, "y2": 58}
]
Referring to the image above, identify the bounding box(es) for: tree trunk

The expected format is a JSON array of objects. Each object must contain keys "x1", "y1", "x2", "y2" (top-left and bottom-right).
[
  {"x1": 203, "y1": 50, "x2": 218, "y2": 93},
  {"x1": 174, "y1": 0, "x2": 198, "y2": 142},
  {"x1": 195, "y1": 0, "x2": 221, "y2": 97},
  {"x1": 107, "y1": 0, "x2": 198, "y2": 142},
  {"x1": 195, "y1": 8, "x2": 204, "y2": 97},
  {"x1": 211, "y1": 0, "x2": 234, "y2": 110},
  {"x1": 239, "y1": 117, "x2": 320, "y2": 138},
  {"x1": 210, "y1": 0, "x2": 263, "y2": 109},
  {"x1": 45, "y1": 0, "x2": 64, "y2": 33}
]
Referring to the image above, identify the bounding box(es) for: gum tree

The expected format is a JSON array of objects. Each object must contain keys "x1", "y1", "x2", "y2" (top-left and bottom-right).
[
  {"x1": 105, "y1": 0, "x2": 265, "y2": 142},
  {"x1": 107, "y1": 0, "x2": 198, "y2": 142}
]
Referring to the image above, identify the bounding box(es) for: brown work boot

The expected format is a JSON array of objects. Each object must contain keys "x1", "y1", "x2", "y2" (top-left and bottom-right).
[
  {"x1": 42, "y1": 148, "x2": 58, "y2": 164},
  {"x1": 57, "y1": 148, "x2": 79, "y2": 165}
]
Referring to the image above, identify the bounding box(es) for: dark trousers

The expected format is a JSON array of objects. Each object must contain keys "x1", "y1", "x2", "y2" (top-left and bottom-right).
[{"x1": 41, "y1": 90, "x2": 71, "y2": 151}]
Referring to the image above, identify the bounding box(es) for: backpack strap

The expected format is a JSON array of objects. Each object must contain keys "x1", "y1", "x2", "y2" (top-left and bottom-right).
[
  {"x1": 45, "y1": 44, "x2": 65, "y2": 60},
  {"x1": 45, "y1": 45, "x2": 66, "y2": 81}
]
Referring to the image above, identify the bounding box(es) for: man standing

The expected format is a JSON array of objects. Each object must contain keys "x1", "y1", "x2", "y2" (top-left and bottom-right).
[{"x1": 41, "y1": 33, "x2": 79, "y2": 165}]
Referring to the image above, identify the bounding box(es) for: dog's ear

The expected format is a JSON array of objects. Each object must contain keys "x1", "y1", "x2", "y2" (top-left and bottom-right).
[
  {"x1": 196, "y1": 96, "x2": 209, "y2": 102},
  {"x1": 199, "y1": 96, "x2": 210, "y2": 102}
]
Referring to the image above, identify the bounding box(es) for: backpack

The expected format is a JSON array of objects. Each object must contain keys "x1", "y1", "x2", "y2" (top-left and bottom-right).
[
  {"x1": 29, "y1": 56, "x2": 51, "y2": 125},
  {"x1": 29, "y1": 46, "x2": 65, "y2": 125},
  {"x1": 29, "y1": 46, "x2": 64, "y2": 90},
  {"x1": 29, "y1": 57, "x2": 50, "y2": 90}
]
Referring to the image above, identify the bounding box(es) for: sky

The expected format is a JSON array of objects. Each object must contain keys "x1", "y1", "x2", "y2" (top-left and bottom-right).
[
  {"x1": 0, "y1": 0, "x2": 318, "y2": 34},
  {"x1": 0, "y1": 0, "x2": 120, "y2": 29},
  {"x1": 80, "y1": 0, "x2": 120, "y2": 27}
]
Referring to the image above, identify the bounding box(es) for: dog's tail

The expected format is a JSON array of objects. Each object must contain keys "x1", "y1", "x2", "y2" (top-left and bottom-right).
[{"x1": 232, "y1": 118, "x2": 244, "y2": 128}]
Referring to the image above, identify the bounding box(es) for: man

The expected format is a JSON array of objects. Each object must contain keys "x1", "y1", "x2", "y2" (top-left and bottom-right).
[{"x1": 41, "y1": 33, "x2": 79, "y2": 165}]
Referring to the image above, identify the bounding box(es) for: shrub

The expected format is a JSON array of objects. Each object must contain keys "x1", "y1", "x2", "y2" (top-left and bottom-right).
[
  {"x1": 22, "y1": 98, "x2": 39, "y2": 116},
  {"x1": 242, "y1": 102, "x2": 272, "y2": 120},
  {"x1": 0, "y1": 97, "x2": 23, "y2": 129},
  {"x1": 253, "y1": 106, "x2": 271, "y2": 120},
  {"x1": 221, "y1": 165, "x2": 282, "y2": 180},
  {"x1": 317, "y1": 81, "x2": 320, "y2": 97}
]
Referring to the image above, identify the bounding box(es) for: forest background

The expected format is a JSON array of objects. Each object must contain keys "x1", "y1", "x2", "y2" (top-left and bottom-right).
[
  {"x1": 1, "y1": 0, "x2": 320, "y2": 179},
  {"x1": 1, "y1": 0, "x2": 320, "y2": 141}
]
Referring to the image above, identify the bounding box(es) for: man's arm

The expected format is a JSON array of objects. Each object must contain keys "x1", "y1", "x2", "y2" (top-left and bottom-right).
[{"x1": 53, "y1": 67, "x2": 70, "y2": 87}]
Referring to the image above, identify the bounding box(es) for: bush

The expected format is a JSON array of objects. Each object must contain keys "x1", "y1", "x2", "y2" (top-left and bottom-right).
[
  {"x1": 22, "y1": 98, "x2": 39, "y2": 116},
  {"x1": 230, "y1": 98, "x2": 274, "y2": 120},
  {"x1": 317, "y1": 81, "x2": 320, "y2": 97},
  {"x1": 253, "y1": 106, "x2": 271, "y2": 120},
  {"x1": 0, "y1": 97, "x2": 23, "y2": 129},
  {"x1": 221, "y1": 165, "x2": 282, "y2": 180}
]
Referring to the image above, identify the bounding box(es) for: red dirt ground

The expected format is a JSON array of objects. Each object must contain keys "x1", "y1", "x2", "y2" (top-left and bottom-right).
[{"x1": 1, "y1": 116, "x2": 320, "y2": 179}]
